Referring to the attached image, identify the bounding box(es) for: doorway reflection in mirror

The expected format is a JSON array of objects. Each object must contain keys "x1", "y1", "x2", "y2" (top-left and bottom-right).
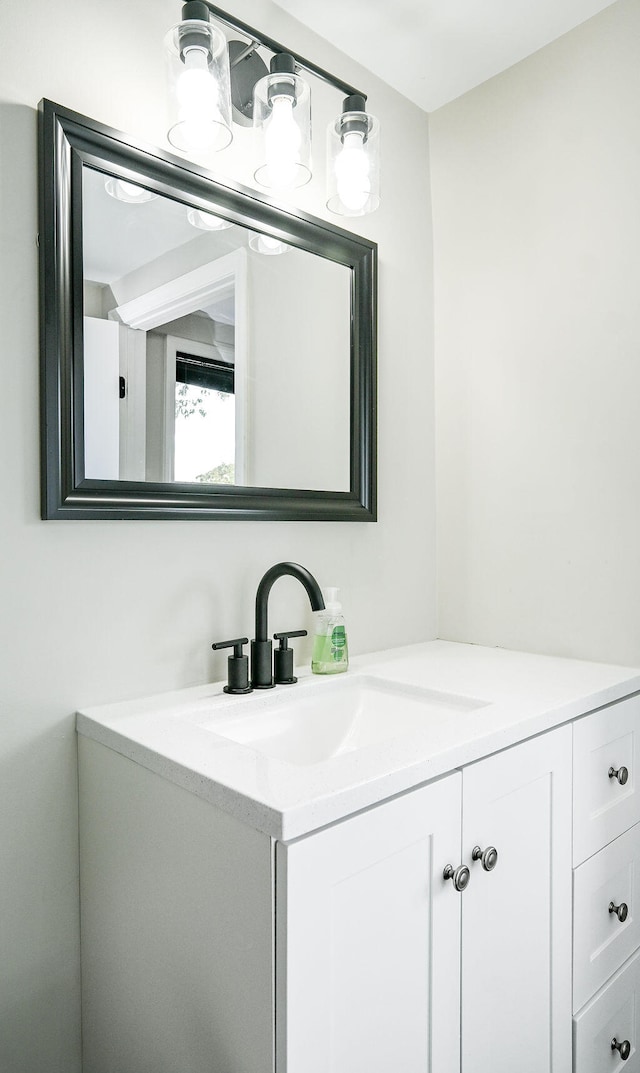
[{"x1": 81, "y1": 163, "x2": 350, "y2": 493}]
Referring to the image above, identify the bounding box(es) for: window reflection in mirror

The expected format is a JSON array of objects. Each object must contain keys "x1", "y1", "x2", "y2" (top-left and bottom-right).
[
  {"x1": 82, "y1": 165, "x2": 351, "y2": 492},
  {"x1": 174, "y1": 350, "x2": 236, "y2": 484}
]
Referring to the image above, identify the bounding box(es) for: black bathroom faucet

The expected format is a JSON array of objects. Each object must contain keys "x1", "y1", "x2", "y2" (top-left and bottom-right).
[{"x1": 251, "y1": 562, "x2": 325, "y2": 689}]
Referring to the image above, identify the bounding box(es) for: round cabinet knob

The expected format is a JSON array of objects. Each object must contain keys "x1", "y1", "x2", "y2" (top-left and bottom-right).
[
  {"x1": 609, "y1": 901, "x2": 629, "y2": 923},
  {"x1": 472, "y1": 845, "x2": 498, "y2": 872},
  {"x1": 609, "y1": 765, "x2": 629, "y2": 786},
  {"x1": 611, "y1": 1037, "x2": 631, "y2": 1061},
  {"x1": 443, "y1": 863, "x2": 471, "y2": 893}
]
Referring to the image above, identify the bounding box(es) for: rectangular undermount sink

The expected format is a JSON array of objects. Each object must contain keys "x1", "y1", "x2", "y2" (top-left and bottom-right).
[{"x1": 198, "y1": 675, "x2": 487, "y2": 767}]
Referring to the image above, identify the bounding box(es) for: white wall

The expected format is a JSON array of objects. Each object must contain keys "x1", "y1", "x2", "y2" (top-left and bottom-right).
[
  {"x1": 0, "y1": 1, "x2": 433, "y2": 1069},
  {"x1": 431, "y1": 0, "x2": 640, "y2": 666},
  {"x1": 248, "y1": 248, "x2": 351, "y2": 490}
]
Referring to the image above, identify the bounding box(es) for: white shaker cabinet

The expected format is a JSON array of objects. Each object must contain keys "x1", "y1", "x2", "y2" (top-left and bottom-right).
[
  {"x1": 77, "y1": 643, "x2": 640, "y2": 1073},
  {"x1": 277, "y1": 725, "x2": 572, "y2": 1073}
]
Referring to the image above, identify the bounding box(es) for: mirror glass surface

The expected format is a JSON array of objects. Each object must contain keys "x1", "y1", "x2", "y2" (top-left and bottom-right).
[
  {"x1": 82, "y1": 166, "x2": 351, "y2": 492},
  {"x1": 39, "y1": 101, "x2": 376, "y2": 520}
]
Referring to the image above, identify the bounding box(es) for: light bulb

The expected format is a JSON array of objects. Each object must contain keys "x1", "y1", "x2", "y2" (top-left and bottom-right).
[
  {"x1": 176, "y1": 45, "x2": 222, "y2": 151},
  {"x1": 264, "y1": 95, "x2": 301, "y2": 189},
  {"x1": 335, "y1": 130, "x2": 371, "y2": 213}
]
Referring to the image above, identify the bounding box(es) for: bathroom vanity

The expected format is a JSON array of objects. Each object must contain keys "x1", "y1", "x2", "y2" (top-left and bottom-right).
[{"x1": 77, "y1": 641, "x2": 640, "y2": 1073}]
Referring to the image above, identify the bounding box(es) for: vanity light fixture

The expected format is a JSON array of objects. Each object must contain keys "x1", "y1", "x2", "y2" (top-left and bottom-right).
[
  {"x1": 104, "y1": 178, "x2": 157, "y2": 203},
  {"x1": 165, "y1": 0, "x2": 233, "y2": 154},
  {"x1": 327, "y1": 95, "x2": 380, "y2": 217},
  {"x1": 164, "y1": 1, "x2": 380, "y2": 214},
  {"x1": 252, "y1": 53, "x2": 311, "y2": 190}
]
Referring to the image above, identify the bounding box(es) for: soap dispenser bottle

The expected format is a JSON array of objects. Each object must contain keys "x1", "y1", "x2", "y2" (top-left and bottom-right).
[{"x1": 311, "y1": 587, "x2": 349, "y2": 675}]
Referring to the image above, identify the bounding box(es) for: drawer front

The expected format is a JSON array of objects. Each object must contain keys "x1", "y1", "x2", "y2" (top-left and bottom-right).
[
  {"x1": 573, "y1": 694, "x2": 640, "y2": 866},
  {"x1": 573, "y1": 822, "x2": 640, "y2": 1011},
  {"x1": 574, "y1": 947, "x2": 640, "y2": 1072}
]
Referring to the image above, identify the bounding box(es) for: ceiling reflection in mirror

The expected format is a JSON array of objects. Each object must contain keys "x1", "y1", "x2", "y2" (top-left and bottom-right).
[{"x1": 82, "y1": 165, "x2": 351, "y2": 492}]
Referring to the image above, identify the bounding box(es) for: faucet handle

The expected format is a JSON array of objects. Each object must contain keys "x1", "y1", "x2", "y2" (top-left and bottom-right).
[
  {"x1": 211, "y1": 637, "x2": 253, "y2": 695},
  {"x1": 273, "y1": 630, "x2": 308, "y2": 685}
]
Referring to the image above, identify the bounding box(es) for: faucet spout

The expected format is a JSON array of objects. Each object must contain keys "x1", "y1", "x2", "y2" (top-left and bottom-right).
[{"x1": 252, "y1": 562, "x2": 325, "y2": 688}]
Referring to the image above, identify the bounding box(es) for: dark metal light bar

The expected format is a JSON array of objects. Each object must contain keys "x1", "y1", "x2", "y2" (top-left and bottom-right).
[{"x1": 203, "y1": 1, "x2": 367, "y2": 102}]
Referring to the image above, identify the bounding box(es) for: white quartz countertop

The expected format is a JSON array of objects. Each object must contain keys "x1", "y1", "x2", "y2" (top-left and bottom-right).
[{"x1": 76, "y1": 640, "x2": 640, "y2": 841}]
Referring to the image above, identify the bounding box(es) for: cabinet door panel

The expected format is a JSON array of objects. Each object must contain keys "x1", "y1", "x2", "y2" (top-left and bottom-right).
[
  {"x1": 277, "y1": 773, "x2": 462, "y2": 1073},
  {"x1": 461, "y1": 726, "x2": 572, "y2": 1073}
]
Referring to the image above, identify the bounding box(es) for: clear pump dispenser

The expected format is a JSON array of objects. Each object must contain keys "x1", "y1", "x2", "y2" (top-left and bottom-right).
[{"x1": 311, "y1": 587, "x2": 348, "y2": 675}]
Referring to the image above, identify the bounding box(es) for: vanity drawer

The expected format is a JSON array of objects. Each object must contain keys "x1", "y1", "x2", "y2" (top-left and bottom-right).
[
  {"x1": 573, "y1": 821, "x2": 640, "y2": 1011},
  {"x1": 573, "y1": 694, "x2": 640, "y2": 866},
  {"x1": 573, "y1": 947, "x2": 640, "y2": 1072}
]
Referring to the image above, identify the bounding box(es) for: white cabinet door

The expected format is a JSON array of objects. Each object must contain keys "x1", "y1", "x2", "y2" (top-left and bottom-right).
[
  {"x1": 461, "y1": 726, "x2": 573, "y2": 1073},
  {"x1": 277, "y1": 773, "x2": 462, "y2": 1073}
]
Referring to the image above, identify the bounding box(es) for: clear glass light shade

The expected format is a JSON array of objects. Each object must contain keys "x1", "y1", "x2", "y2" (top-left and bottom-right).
[
  {"x1": 186, "y1": 207, "x2": 232, "y2": 230},
  {"x1": 104, "y1": 178, "x2": 157, "y2": 204},
  {"x1": 248, "y1": 233, "x2": 290, "y2": 255},
  {"x1": 165, "y1": 19, "x2": 233, "y2": 154},
  {"x1": 253, "y1": 72, "x2": 311, "y2": 190},
  {"x1": 327, "y1": 109, "x2": 380, "y2": 216}
]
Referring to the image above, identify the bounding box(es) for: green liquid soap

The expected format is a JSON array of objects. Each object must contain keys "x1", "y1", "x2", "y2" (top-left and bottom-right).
[{"x1": 311, "y1": 587, "x2": 348, "y2": 675}]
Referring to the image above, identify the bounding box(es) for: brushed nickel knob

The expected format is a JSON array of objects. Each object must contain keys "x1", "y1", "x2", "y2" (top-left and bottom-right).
[
  {"x1": 443, "y1": 863, "x2": 470, "y2": 892},
  {"x1": 611, "y1": 1037, "x2": 631, "y2": 1061},
  {"x1": 609, "y1": 765, "x2": 629, "y2": 786},
  {"x1": 609, "y1": 901, "x2": 629, "y2": 923},
  {"x1": 472, "y1": 845, "x2": 498, "y2": 872}
]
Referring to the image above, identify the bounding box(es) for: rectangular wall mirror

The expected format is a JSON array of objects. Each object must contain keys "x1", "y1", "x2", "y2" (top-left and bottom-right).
[{"x1": 39, "y1": 100, "x2": 377, "y2": 520}]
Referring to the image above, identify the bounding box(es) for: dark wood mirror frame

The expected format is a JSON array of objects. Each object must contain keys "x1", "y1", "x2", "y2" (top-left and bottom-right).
[{"x1": 38, "y1": 99, "x2": 377, "y2": 521}]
